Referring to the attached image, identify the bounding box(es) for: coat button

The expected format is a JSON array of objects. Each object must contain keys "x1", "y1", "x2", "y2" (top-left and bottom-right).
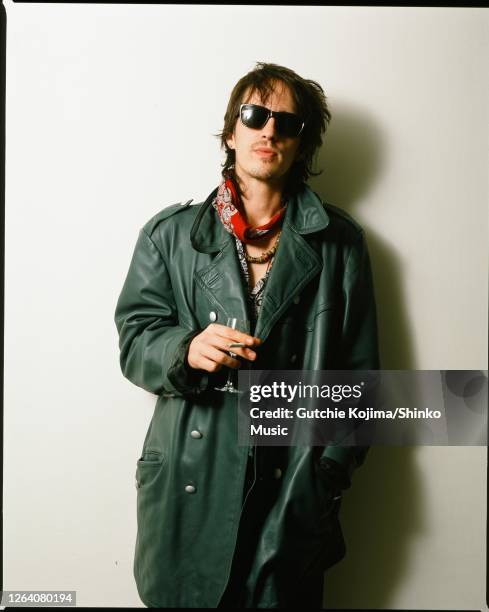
[
  {"x1": 290, "y1": 354, "x2": 297, "y2": 364},
  {"x1": 293, "y1": 295, "x2": 300, "y2": 304},
  {"x1": 190, "y1": 430, "x2": 203, "y2": 439},
  {"x1": 185, "y1": 484, "x2": 196, "y2": 494},
  {"x1": 273, "y1": 468, "x2": 282, "y2": 479},
  {"x1": 209, "y1": 311, "x2": 218, "y2": 322}
]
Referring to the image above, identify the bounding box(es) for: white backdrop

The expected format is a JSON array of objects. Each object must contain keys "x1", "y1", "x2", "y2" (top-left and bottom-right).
[{"x1": 4, "y1": 4, "x2": 488, "y2": 609}]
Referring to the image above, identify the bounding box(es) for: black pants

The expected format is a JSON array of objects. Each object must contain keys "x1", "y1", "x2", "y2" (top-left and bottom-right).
[{"x1": 217, "y1": 451, "x2": 324, "y2": 609}]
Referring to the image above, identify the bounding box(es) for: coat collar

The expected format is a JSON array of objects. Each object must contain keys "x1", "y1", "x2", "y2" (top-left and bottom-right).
[
  {"x1": 191, "y1": 183, "x2": 330, "y2": 342},
  {"x1": 190, "y1": 183, "x2": 330, "y2": 253}
]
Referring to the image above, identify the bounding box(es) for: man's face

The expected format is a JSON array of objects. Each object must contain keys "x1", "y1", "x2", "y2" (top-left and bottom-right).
[{"x1": 226, "y1": 81, "x2": 302, "y2": 188}]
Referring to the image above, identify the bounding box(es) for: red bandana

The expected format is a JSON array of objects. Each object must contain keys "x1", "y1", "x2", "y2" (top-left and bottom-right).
[{"x1": 212, "y1": 178, "x2": 287, "y2": 243}]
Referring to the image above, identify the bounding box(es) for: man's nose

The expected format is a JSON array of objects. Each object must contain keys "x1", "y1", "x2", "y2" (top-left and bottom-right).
[{"x1": 260, "y1": 116, "x2": 278, "y2": 138}]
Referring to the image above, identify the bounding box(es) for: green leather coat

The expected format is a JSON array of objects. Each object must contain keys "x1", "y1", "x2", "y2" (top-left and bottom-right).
[{"x1": 114, "y1": 183, "x2": 379, "y2": 608}]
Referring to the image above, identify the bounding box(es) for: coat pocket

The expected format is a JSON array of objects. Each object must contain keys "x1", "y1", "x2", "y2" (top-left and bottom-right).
[
  {"x1": 133, "y1": 448, "x2": 168, "y2": 596},
  {"x1": 135, "y1": 448, "x2": 165, "y2": 489},
  {"x1": 286, "y1": 300, "x2": 336, "y2": 332},
  {"x1": 313, "y1": 461, "x2": 342, "y2": 521},
  {"x1": 318, "y1": 490, "x2": 342, "y2": 522}
]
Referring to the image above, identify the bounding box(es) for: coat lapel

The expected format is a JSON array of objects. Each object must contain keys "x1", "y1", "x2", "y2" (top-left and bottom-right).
[
  {"x1": 254, "y1": 187, "x2": 330, "y2": 342},
  {"x1": 194, "y1": 238, "x2": 250, "y2": 322},
  {"x1": 191, "y1": 188, "x2": 249, "y2": 323},
  {"x1": 254, "y1": 225, "x2": 321, "y2": 342}
]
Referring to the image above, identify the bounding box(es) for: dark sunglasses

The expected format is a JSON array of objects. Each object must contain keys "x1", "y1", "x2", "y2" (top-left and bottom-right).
[{"x1": 237, "y1": 103, "x2": 305, "y2": 138}]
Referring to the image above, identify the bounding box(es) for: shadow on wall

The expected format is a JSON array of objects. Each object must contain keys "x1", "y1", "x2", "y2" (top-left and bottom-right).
[
  {"x1": 309, "y1": 102, "x2": 415, "y2": 370},
  {"x1": 308, "y1": 104, "x2": 424, "y2": 608}
]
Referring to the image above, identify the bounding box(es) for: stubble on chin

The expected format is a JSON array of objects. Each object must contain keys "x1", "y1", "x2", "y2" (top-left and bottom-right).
[
  {"x1": 246, "y1": 160, "x2": 283, "y2": 181},
  {"x1": 249, "y1": 168, "x2": 276, "y2": 181}
]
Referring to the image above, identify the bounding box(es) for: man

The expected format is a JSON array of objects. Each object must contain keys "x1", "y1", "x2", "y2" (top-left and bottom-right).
[{"x1": 114, "y1": 62, "x2": 379, "y2": 608}]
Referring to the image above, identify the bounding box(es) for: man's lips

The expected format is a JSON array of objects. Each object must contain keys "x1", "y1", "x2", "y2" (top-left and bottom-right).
[{"x1": 254, "y1": 147, "x2": 278, "y2": 158}]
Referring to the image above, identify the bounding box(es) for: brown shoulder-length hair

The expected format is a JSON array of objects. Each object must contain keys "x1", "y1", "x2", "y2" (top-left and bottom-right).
[{"x1": 216, "y1": 62, "x2": 331, "y2": 196}]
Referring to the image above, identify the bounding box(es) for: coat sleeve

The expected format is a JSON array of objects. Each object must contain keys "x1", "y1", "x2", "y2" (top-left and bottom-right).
[
  {"x1": 320, "y1": 229, "x2": 380, "y2": 488},
  {"x1": 114, "y1": 227, "x2": 208, "y2": 396}
]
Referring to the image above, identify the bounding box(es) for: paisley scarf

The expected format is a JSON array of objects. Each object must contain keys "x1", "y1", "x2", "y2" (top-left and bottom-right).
[{"x1": 212, "y1": 177, "x2": 286, "y2": 243}]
